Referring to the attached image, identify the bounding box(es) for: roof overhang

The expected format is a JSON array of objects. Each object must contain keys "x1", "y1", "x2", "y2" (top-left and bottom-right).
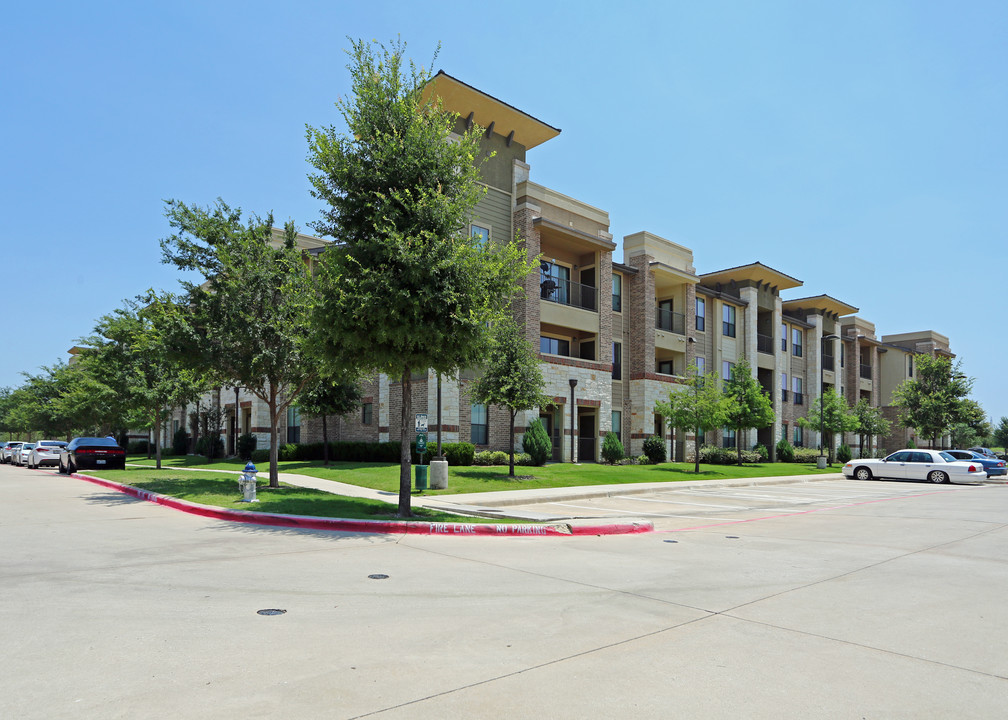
[
  {"x1": 533, "y1": 217, "x2": 616, "y2": 252},
  {"x1": 650, "y1": 261, "x2": 698, "y2": 295},
  {"x1": 699, "y1": 262, "x2": 802, "y2": 291},
  {"x1": 782, "y1": 294, "x2": 858, "y2": 317},
  {"x1": 423, "y1": 71, "x2": 561, "y2": 150}
]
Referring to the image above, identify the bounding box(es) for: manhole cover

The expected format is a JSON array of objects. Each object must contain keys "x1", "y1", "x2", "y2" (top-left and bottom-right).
[
  {"x1": 257, "y1": 608, "x2": 287, "y2": 616},
  {"x1": 368, "y1": 574, "x2": 390, "y2": 580}
]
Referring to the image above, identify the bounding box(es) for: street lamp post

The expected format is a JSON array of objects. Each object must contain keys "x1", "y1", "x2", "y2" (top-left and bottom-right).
[{"x1": 819, "y1": 334, "x2": 840, "y2": 469}]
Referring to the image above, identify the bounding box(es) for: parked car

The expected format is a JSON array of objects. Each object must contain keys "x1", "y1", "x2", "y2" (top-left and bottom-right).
[
  {"x1": 843, "y1": 449, "x2": 987, "y2": 484},
  {"x1": 1, "y1": 441, "x2": 26, "y2": 463},
  {"x1": 946, "y1": 449, "x2": 1007, "y2": 478},
  {"x1": 968, "y1": 447, "x2": 998, "y2": 459},
  {"x1": 14, "y1": 443, "x2": 36, "y2": 466},
  {"x1": 28, "y1": 440, "x2": 68, "y2": 469},
  {"x1": 58, "y1": 437, "x2": 127, "y2": 473}
]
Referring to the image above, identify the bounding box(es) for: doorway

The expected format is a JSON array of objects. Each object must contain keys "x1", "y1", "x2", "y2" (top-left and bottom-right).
[{"x1": 578, "y1": 410, "x2": 596, "y2": 463}]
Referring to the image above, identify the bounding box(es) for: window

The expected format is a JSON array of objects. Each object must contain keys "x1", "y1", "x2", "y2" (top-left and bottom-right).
[
  {"x1": 471, "y1": 404, "x2": 488, "y2": 445},
  {"x1": 658, "y1": 360, "x2": 675, "y2": 375},
  {"x1": 612, "y1": 274, "x2": 622, "y2": 312},
  {"x1": 781, "y1": 322, "x2": 787, "y2": 352},
  {"x1": 841, "y1": 344, "x2": 845, "y2": 367},
  {"x1": 361, "y1": 402, "x2": 373, "y2": 426},
  {"x1": 612, "y1": 342, "x2": 622, "y2": 380},
  {"x1": 696, "y1": 356, "x2": 705, "y2": 375},
  {"x1": 540, "y1": 261, "x2": 570, "y2": 303},
  {"x1": 540, "y1": 336, "x2": 570, "y2": 356},
  {"x1": 286, "y1": 406, "x2": 301, "y2": 444},
  {"x1": 173, "y1": 420, "x2": 179, "y2": 435},
  {"x1": 722, "y1": 427, "x2": 736, "y2": 449},
  {"x1": 722, "y1": 304, "x2": 736, "y2": 337},
  {"x1": 654, "y1": 415, "x2": 664, "y2": 437},
  {"x1": 612, "y1": 410, "x2": 622, "y2": 443},
  {"x1": 471, "y1": 224, "x2": 490, "y2": 244},
  {"x1": 696, "y1": 297, "x2": 706, "y2": 332},
  {"x1": 792, "y1": 328, "x2": 803, "y2": 357},
  {"x1": 908, "y1": 355, "x2": 913, "y2": 377},
  {"x1": 793, "y1": 425, "x2": 804, "y2": 448},
  {"x1": 722, "y1": 360, "x2": 734, "y2": 381},
  {"x1": 783, "y1": 423, "x2": 789, "y2": 444},
  {"x1": 781, "y1": 372, "x2": 788, "y2": 402},
  {"x1": 793, "y1": 377, "x2": 803, "y2": 405}
]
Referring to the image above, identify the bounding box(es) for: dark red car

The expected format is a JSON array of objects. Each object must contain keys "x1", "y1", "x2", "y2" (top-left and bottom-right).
[{"x1": 58, "y1": 437, "x2": 126, "y2": 473}]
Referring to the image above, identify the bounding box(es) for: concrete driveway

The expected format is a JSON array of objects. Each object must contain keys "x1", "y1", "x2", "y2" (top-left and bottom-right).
[{"x1": 3, "y1": 463, "x2": 1007, "y2": 718}]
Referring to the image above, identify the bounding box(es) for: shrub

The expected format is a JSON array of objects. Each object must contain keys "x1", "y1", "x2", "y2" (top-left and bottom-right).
[
  {"x1": 514, "y1": 452, "x2": 533, "y2": 466},
  {"x1": 793, "y1": 448, "x2": 820, "y2": 463},
  {"x1": 837, "y1": 444, "x2": 853, "y2": 463},
  {"x1": 699, "y1": 445, "x2": 762, "y2": 464},
  {"x1": 250, "y1": 449, "x2": 269, "y2": 464},
  {"x1": 194, "y1": 435, "x2": 224, "y2": 459},
  {"x1": 473, "y1": 450, "x2": 495, "y2": 465},
  {"x1": 411, "y1": 441, "x2": 476, "y2": 466},
  {"x1": 127, "y1": 440, "x2": 149, "y2": 454},
  {"x1": 523, "y1": 419, "x2": 551, "y2": 466},
  {"x1": 172, "y1": 428, "x2": 189, "y2": 456},
  {"x1": 237, "y1": 433, "x2": 257, "y2": 461},
  {"x1": 601, "y1": 432, "x2": 624, "y2": 465},
  {"x1": 752, "y1": 443, "x2": 769, "y2": 462},
  {"x1": 776, "y1": 438, "x2": 795, "y2": 462},
  {"x1": 642, "y1": 435, "x2": 666, "y2": 464},
  {"x1": 278, "y1": 443, "x2": 299, "y2": 461}
]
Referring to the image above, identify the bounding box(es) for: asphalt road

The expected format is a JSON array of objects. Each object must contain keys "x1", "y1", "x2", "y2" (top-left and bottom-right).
[{"x1": 4, "y1": 463, "x2": 1007, "y2": 719}]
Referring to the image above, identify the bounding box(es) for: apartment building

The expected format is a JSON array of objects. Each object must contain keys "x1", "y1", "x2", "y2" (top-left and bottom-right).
[{"x1": 155, "y1": 73, "x2": 955, "y2": 463}]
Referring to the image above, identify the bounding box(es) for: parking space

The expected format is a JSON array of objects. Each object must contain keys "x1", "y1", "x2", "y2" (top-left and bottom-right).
[{"x1": 499, "y1": 478, "x2": 974, "y2": 531}]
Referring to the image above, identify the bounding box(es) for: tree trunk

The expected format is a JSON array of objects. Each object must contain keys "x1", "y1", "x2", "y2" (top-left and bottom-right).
[
  {"x1": 322, "y1": 414, "x2": 329, "y2": 466},
  {"x1": 398, "y1": 368, "x2": 412, "y2": 517},
  {"x1": 509, "y1": 409, "x2": 516, "y2": 477},
  {"x1": 694, "y1": 425, "x2": 701, "y2": 474},
  {"x1": 154, "y1": 408, "x2": 163, "y2": 470},
  {"x1": 268, "y1": 386, "x2": 280, "y2": 489},
  {"x1": 736, "y1": 426, "x2": 743, "y2": 465}
]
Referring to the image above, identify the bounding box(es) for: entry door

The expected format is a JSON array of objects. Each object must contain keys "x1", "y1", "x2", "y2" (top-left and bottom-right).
[{"x1": 578, "y1": 412, "x2": 596, "y2": 463}]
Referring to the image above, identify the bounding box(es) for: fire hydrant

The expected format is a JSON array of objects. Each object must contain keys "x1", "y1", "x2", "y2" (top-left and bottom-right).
[{"x1": 238, "y1": 462, "x2": 259, "y2": 503}]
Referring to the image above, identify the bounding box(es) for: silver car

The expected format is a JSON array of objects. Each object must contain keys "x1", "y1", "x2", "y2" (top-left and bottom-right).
[
  {"x1": 1, "y1": 441, "x2": 26, "y2": 463},
  {"x1": 28, "y1": 440, "x2": 68, "y2": 469},
  {"x1": 843, "y1": 449, "x2": 987, "y2": 484}
]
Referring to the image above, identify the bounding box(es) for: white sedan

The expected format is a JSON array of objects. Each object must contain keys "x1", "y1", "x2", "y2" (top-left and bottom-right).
[{"x1": 844, "y1": 449, "x2": 987, "y2": 484}]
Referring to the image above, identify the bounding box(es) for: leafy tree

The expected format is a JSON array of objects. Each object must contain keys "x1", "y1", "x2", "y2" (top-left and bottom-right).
[
  {"x1": 797, "y1": 389, "x2": 858, "y2": 465},
  {"x1": 8, "y1": 362, "x2": 118, "y2": 438},
  {"x1": 948, "y1": 399, "x2": 989, "y2": 448},
  {"x1": 852, "y1": 398, "x2": 891, "y2": 458},
  {"x1": 295, "y1": 372, "x2": 362, "y2": 465},
  {"x1": 522, "y1": 418, "x2": 551, "y2": 466},
  {"x1": 307, "y1": 38, "x2": 531, "y2": 515},
  {"x1": 721, "y1": 359, "x2": 774, "y2": 465},
  {"x1": 655, "y1": 366, "x2": 729, "y2": 473},
  {"x1": 892, "y1": 355, "x2": 973, "y2": 448},
  {"x1": 993, "y1": 416, "x2": 1008, "y2": 453},
  {"x1": 82, "y1": 295, "x2": 204, "y2": 469},
  {"x1": 160, "y1": 199, "x2": 317, "y2": 488},
  {"x1": 469, "y1": 320, "x2": 550, "y2": 477}
]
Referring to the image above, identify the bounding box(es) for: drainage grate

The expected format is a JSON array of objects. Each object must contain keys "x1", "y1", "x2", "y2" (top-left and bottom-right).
[
  {"x1": 257, "y1": 609, "x2": 287, "y2": 616},
  {"x1": 368, "y1": 574, "x2": 390, "y2": 580},
  {"x1": 663, "y1": 539, "x2": 678, "y2": 543},
  {"x1": 725, "y1": 536, "x2": 740, "y2": 539}
]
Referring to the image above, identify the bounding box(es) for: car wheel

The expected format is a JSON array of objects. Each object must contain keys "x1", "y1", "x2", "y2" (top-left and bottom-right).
[
  {"x1": 854, "y1": 467, "x2": 873, "y2": 481},
  {"x1": 928, "y1": 470, "x2": 948, "y2": 484},
  {"x1": 68, "y1": 461, "x2": 76, "y2": 475}
]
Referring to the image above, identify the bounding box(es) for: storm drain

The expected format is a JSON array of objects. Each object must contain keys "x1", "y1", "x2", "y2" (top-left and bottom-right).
[
  {"x1": 368, "y1": 574, "x2": 390, "y2": 580},
  {"x1": 257, "y1": 609, "x2": 287, "y2": 616}
]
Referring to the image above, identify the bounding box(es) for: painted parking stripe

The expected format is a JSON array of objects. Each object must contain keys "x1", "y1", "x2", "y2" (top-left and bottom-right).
[{"x1": 613, "y1": 496, "x2": 751, "y2": 510}]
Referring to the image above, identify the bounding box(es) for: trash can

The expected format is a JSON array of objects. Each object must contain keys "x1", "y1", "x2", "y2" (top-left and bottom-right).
[{"x1": 415, "y1": 464, "x2": 428, "y2": 491}]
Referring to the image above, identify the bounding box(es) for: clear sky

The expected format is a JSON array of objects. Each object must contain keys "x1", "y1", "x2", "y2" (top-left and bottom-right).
[{"x1": 3, "y1": 1, "x2": 1006, "y2": 423}]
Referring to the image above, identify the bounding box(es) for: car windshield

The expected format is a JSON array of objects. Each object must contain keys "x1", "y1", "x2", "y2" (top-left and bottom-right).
[{"x1": 939, "y1": 452, "x2": 957, "y2": 462}]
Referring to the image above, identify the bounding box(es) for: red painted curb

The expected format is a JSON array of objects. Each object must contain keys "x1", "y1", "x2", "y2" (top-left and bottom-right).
[{"x1": 71, "y1": 473, "x2": 653, "y2": 537}]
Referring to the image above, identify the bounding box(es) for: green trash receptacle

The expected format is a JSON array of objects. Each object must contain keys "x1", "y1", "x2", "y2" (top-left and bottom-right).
[{"x1": 415, "y1": 464, "x2": 428, "y2": 491}]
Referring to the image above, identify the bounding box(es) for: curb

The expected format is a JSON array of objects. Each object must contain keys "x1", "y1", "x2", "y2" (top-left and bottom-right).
[{"x1": 71, "y1": 472, "x2": 654, "y2": 538}]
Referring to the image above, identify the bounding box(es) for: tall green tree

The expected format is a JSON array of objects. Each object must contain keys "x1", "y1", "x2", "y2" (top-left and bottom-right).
[
  {"x1": 160, "y1": 199, "x2": 317, "y2": 487},
  {"x1": 295, "y1": 372, "x2": 362, "y2": 466},
  {"x1": 469, "y1": 319, "x2": 550, "y2": 477},
  {"x1": 797, "y1": 389, "x2": 859, "y2": 464},
  {"x1": 722, "y1": 359, "x2": 774, "y2": 465},
  {"x1": 307, "y1": 38, "x2": 531, "y2": 515},
  {"x1": 655, "y1": 366, "x2": 729, "y2": 473},
  {"x1": 852, "y1": 398, "x2": 891, "y2": 458},
  {"x1": 993, "y1": 416, "x2": 1008, "y2": 453},
  {"x1": 892, "y1": 355, "x2": 973, "y2": 448},
  {"x1": 948, "y1": 398, "x2": 989, "y2": 449}
]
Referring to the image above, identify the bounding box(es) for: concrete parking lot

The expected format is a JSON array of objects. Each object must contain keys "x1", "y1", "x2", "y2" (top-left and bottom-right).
[{"x1": 3, "y1": 463, "x2": 1007, "y2": 719}]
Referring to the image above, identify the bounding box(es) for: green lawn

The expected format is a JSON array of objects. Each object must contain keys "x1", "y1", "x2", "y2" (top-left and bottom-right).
[
  {"x1": 127, "y1": 455, "x2": 841, "y2": 496},
  {"x1": 86, "y1": 468, "x2": 503, "y2": 523}
]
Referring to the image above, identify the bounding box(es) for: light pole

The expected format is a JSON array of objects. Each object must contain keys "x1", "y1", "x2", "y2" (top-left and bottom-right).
[{"x1": 819, "y1": 334, "x2": 840, "y2": 469}]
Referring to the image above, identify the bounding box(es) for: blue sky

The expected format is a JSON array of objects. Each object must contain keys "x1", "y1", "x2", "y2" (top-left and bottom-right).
[{"x1": 3, "y1": 1, "x2": 1006, "y2": 424}]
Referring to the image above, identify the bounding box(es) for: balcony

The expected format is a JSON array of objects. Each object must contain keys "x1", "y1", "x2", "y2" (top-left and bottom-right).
[
  {"x1": 656, "y1": 307, "x2": 685, "y2": 335},
  {"x1": 860, "y1": 364, "x2": 872, "y2": 380},
  {"x1": 540, "y1": 278, "x2": 597, "y2": 311},
  {"x1": 757, "y1": 334, "x2": 774, "y2": 354}
]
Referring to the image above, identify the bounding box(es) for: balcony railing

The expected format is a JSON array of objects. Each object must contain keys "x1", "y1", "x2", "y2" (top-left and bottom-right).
[
  {"x1": 860, "y1": 364, "x2": 872, "y2": 380},
  {"x1": 656, "y1": 307, "x2": 686, "y2": 335},
  {"x1": 757, "y1": 333, "x2": 774, "y2": 354},
  {"x1": 540, "y1": 278, "x2": 597, "y2": 311},
  {"x1": 823, "y1": 355, "x2": 834, "y2": 371}
]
